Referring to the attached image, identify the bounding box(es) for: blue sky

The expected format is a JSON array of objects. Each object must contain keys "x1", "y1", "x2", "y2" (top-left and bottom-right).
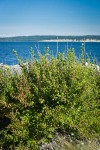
[{"x1": 0, "y1": 0, "x2": 100, "y2": 36}]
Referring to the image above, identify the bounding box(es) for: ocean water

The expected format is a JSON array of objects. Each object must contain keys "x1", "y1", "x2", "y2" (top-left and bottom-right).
[{"x1": 0, "y1": 42, "x2": 100, "y2": 65}]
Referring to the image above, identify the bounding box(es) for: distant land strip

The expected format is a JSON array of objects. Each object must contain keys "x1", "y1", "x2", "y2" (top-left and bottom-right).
[
  {"x1": 0, "y1": 35, "x2": 100, "y2": 42},
  {"x1": 41, "y1": 39, "x2": 100, "y2": 42}
]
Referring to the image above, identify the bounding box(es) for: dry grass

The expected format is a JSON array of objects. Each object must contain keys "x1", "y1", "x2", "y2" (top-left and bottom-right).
[{"x1": 40, "y1": 134, "x2": 100, "y2": 150}]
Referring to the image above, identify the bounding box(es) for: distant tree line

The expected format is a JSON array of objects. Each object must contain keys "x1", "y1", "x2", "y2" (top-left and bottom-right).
[{"x1": 0, "y1": 35, "x2": 100, "y2": 42}]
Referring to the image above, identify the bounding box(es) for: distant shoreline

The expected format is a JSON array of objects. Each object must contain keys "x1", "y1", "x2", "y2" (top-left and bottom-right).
[
  {"x1": 40, "y1": 39, "x2": 100, "y2": 42},
  {"x1": 0, "y1": 40, "x2": 99, "y2": 42},
  {"x1": 0, "y1": 35, "x2": 100, "y2": 42}
]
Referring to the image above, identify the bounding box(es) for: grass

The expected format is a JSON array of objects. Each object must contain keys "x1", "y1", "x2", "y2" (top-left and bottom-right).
[{"x1": 40, "y1": 133, "x2": 100, "y2": 150}]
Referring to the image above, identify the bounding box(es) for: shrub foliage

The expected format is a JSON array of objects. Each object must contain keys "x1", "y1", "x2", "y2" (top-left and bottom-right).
[{"x1": 0, "y1": 47, "x2": 100, "y2": 149}]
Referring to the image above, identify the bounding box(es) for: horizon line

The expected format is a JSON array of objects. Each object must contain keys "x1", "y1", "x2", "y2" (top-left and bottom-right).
[{"x1": 0, "y1": 34, "x2": 100, "y2": 38}]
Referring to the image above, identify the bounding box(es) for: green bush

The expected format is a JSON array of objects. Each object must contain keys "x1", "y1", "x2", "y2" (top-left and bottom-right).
[{"x1": 0, "y1": 47, "x2": 100, "y2": 149}]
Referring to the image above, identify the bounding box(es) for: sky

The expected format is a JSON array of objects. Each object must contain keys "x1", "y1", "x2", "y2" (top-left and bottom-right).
[{"x1": 0, "y1": 0, "x2": 100, "y2": 36}]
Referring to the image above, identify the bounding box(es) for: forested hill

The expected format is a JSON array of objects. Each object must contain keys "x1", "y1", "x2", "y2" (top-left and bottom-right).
[{"x1": 0, "y1": 35, "x2": 100, "y2": 42}]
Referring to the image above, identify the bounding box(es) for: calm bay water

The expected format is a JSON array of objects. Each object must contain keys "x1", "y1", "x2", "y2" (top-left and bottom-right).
[{"x1": 0, "y1": 42, "x2": 100, "y2": 65}]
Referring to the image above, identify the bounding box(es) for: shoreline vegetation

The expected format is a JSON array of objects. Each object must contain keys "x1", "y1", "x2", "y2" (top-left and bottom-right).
[
  {"x1": 0, "y1": 61, "x2": 100, "y2": 74},
  {"x1": 0, "y1": 45, "x2": 100, "y2": 150},
  {"x1": 40, "y1": 39, "x2": 100, "y2": 42},
  {"x1": 0, "y1": 35, "x2": 100, "y2": 42}
]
